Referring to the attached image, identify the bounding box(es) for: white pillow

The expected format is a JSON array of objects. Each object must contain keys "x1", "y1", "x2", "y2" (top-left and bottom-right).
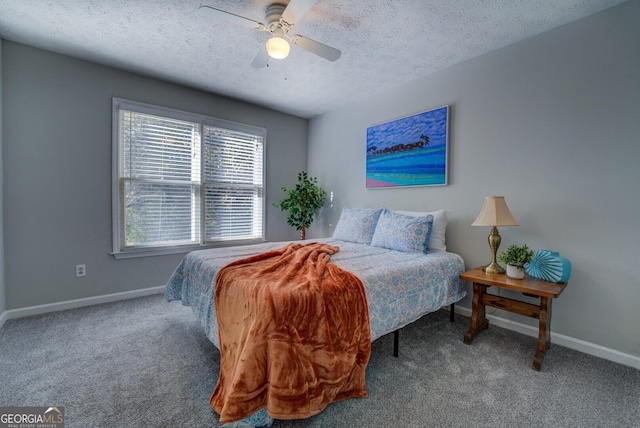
[{"x1": 393, "y1": 209, "x2": 449, "y2": 252}]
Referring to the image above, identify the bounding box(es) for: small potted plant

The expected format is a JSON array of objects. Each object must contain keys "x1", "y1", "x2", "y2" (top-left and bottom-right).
[
  {"x1": 273, "y1": 171, "x2": 326, "y2": 240},
  {"x1": 498, "y1": 244, "x2": 535, "y2": 279}
]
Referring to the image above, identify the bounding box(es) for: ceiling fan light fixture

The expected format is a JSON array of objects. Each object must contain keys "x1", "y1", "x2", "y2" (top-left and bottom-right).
[
  {"x1": 200, "y1": 1, "x2": 341, "y2": 68},
  {"x1": 266, "y1": 36, "x2": 290, "y2": 59}
]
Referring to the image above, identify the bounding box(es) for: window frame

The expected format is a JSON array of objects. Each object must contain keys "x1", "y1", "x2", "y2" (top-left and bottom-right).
[{"x1": 111, "y1": 98, "x2": 266, "y2": 259}]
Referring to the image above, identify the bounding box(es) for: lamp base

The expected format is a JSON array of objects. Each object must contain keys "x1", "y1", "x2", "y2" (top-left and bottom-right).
[
  {"x1": 482, "y1": 226, "x2": 505, "y2": 274},
  {"x1": 483, "y1": 261, "x2": 505, "y2": 274}
]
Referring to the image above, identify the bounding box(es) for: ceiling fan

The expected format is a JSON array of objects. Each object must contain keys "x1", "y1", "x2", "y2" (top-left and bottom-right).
[{"x1": 199, "y1": 0, "x2": 341, "y2": 68}]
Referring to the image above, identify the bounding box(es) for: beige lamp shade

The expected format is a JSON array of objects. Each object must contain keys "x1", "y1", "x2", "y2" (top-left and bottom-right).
[{"x1": 472, "y1": 196, "x2": 519, "y2": 227}]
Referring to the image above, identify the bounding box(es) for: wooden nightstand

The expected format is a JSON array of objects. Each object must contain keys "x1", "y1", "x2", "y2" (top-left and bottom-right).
[{"x1": 460, "y1": 266, "x2": 568, "y2": 371}]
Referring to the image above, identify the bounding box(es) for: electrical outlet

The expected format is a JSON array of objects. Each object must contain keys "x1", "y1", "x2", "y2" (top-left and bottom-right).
[{"x1": 75, "y1": 264, "x2": 86, "y2": 277}]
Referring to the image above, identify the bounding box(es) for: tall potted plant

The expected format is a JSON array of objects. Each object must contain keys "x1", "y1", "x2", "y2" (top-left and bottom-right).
[{"x1": 273, "y1": 171, "x2": 326, "y2": 240}]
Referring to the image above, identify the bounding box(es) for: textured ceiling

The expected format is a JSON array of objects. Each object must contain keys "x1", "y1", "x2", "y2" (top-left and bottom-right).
[{"x1": 0, "y1": 0, "x2": 627, "y2": 118}]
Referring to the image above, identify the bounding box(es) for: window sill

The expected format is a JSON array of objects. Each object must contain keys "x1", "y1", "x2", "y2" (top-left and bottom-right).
[{"x1": 111, "y1": 239, "x2": 266, "y2": 259}]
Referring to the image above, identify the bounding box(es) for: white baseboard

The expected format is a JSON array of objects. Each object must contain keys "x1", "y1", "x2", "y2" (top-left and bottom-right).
[
  {"x1": 0, "y1": 309, "x2": 8, "y2": 331},
  {"x1": 0, "y1": 285, "x2": 165, "y2": 329},
  {"x1": 455, "y1": 306, "x2": 640, "y2": 370}
]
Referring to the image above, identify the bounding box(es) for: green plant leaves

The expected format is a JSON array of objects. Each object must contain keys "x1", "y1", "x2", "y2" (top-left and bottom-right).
[
  {"x1": 497, "y1": 244, "x2": 534, "y2": 267},
  {"x1": 273, "y1": 171, "x2": 326, "y2": 234}
]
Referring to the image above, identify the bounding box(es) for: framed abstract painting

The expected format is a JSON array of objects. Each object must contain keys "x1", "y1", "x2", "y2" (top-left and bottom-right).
[{"x1": 366, "y1": 105, "x2": 449, "y2": 188}]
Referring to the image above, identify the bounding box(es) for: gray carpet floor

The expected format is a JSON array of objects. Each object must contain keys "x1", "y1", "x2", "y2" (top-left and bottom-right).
[{"x1": 0, "y1": 294, "x2": 638, "y2": 427}]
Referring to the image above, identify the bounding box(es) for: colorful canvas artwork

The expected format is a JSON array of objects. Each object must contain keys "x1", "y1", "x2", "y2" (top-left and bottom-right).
[{"x1": 366, "y1": 106, "x2": 449, "y2": 188}]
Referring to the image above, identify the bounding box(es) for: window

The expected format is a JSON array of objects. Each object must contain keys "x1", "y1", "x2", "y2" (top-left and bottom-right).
[{"x1": 112, "y1": 98, "x2": 265, "y2": 258}]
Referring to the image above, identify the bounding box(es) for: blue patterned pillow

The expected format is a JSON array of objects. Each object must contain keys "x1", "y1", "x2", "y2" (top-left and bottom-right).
[
  {"x1": 332, "y1": 207, "x2": 383, "y2": 244},
  {"x1": 370, "y1": 210, "x2": 434, "y2": 253}
]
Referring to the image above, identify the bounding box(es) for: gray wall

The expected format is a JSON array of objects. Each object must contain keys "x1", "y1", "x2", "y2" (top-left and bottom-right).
[
  {"x1": 308, "y1": 1, "x2": 640, "y2": 359},
  {"x1": 2, "y1": 41, "x2": 308, "y2": 309},
  {"x1": 0, "y1": 40, "x2": 5, "y2": 315}
]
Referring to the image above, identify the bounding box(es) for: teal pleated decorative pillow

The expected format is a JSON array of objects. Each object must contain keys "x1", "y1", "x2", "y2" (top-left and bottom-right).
[{"x1": 526, "y1": 250, "x2": 571, "y2": 283}]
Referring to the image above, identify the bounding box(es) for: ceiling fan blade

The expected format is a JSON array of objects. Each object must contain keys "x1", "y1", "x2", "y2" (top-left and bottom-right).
[
  {"x1": 198, "y1": 5, "x2": 265, "y2": 29},
  {"x1": 290, "y1": 35, "x2": 341, "y2": 62},
  {"x1": 251, "y1": 44, "x2": 269, "y2": 68},
  {"x1": 281, "y1": 0, "x2": 318, "y2": 26}
]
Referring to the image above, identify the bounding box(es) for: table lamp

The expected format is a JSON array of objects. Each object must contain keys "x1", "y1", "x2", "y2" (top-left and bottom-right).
[{"x1": 472, "y1": 196, "x2": 519, "y2": 274}]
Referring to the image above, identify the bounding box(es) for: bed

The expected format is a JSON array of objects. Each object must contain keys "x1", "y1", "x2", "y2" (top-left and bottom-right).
[{"x1": 165, "y1": 207, "x2": 466, "y2": 427}]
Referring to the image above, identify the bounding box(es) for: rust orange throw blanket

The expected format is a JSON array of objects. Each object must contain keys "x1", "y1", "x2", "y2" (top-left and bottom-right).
[{"x1": 211, "y1": 242, "x2": 371, "y2": 423}]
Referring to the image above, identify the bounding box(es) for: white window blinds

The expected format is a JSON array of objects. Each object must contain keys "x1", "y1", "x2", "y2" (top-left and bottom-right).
[
  {"x1": 113, "y1": 98, "x2": 265, "y2": 256},
  {"x1": 203, "y1": 126, "x2": 264, "y2": 241}
]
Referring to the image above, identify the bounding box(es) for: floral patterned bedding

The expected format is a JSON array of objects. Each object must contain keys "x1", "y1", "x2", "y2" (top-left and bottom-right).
[{"x1": 164, "y1": 238, "x2": 466, "y2": 426}]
